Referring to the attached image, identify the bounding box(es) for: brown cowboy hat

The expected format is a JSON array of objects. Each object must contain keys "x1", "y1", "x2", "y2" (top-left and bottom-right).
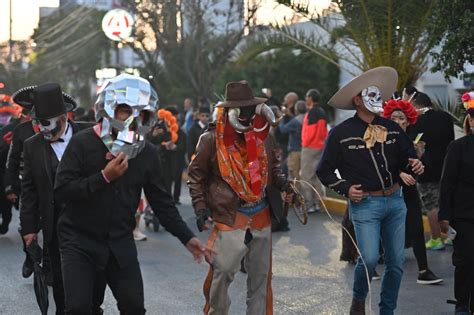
[{"x1": 221, "y1": 80, "x2": 267, "y2": 108}]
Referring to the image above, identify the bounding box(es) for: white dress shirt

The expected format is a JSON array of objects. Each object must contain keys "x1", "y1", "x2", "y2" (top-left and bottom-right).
[{"x1": 50, "y1": 122, "x2": 72, "y2": 161}]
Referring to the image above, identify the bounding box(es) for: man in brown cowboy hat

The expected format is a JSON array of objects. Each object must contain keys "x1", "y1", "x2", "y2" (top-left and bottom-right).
[
  {"x1": 316, "y1": 67, "x2": 425, "y2": 314},
  {"x1": 188, "y1": 80, "x2": 293, "y2": 314}
]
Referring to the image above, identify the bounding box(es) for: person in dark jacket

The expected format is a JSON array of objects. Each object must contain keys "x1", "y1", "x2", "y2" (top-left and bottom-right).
[
  {"x1": 0, "y1": 103, "x2": 25, "y2": 234},
  {"x1": 19, "y1": 83, "x2": 105, "y2": 314},
  {"x1": 186, "y1": 106, "x2": 209, "y2": 160},
  {"x1": 410, "y1": 92, "x2": 454, "y2": 250},
  {"x1": 439, "y1": 92, "x2": 474, "y2": 315},
  {"x1": 9, "y1": 89, "x2": 41, "y2": 279},
  {"x1": 55, "y1": 74, "x2": 211, "y2": 314},
  {"x1": 383, "y1": 97, "x2": 443, "y2": 285}
]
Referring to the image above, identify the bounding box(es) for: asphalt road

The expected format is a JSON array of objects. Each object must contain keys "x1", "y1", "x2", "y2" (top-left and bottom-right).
[{"x1": 0, "y1": 191, "x2": 456, "y2": 314}]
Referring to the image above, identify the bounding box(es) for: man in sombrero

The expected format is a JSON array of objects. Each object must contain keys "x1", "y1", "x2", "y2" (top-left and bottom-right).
[
  {"x1": 19, "y1": 83, "x2": 105, "y2": 314},
  {"x1": 316, "y1": 67, "x2": 424, "y2": 315},
  {"x1": 188, "y1": 80, "x2": 292, "y2": 314}
]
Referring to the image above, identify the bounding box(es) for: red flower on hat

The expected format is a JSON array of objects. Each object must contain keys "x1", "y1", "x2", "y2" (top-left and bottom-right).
[
  {"x1": 462, "y1": 92, "x2": 471, "y2": 103},
  {"x1": 383, "y1": 99, "x2": 418, "y2": 125}
]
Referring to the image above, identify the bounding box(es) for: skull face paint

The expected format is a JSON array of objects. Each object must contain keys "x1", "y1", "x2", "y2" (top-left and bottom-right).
[
  {"x1": 361, "y1": 86, "x2": 383, "y2": 114},
  {"x1": 35, "y1": 115, "x2": 64, "y2": 140},
  {"x1": 95, "y1": 74, "x2": 159, "y2": 159}
]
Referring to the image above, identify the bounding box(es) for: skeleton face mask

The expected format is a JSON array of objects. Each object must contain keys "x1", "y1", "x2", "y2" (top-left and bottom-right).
[
  {"x1": 35, "y1": 115, "x2": 65, "y2": 140},
  {"x1": 361, "y1": 86, "x2": 383, "y2": 114},
  {"x1": 95, "y1": 74, "x2": 159, "y2": 159}
]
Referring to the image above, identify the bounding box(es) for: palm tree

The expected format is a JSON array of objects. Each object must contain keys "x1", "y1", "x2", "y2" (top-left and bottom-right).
[{"x1": 237, "y1": 0, "x2": 441, "y2": 89}]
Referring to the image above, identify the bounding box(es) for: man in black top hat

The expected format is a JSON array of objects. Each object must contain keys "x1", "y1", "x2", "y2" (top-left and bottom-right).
[{"x1": 19, "y1": 83, "x2": 104, "y2": 315}]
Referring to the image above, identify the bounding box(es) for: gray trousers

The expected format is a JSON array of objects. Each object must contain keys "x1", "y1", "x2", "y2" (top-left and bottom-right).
[
  {"x1": 204, "y1": 226, "x2": 272, "y2": 315},
  {"x1": 300, "y1": 147, "x2": 325, "y2": 206}
]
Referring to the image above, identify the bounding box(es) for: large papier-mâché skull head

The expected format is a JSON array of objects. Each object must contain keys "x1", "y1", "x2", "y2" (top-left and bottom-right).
[
  {"x1": 95, "y1": 74, "x2": 159, "y2": 159},
  {"x1": 361, "y1": 86, "x2": 383, "y2": 114}
]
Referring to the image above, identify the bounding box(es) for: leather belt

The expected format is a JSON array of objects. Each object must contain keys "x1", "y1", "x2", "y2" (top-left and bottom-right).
[
  {"x1": 363, "y1": 183, "x2": 400, "y2": 197},
  {"x1": 215, "y1": 207, "x2": 271, "y2": 231}
]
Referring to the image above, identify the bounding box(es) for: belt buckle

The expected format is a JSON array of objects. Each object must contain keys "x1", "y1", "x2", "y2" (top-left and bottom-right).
[{"x1": 382, "y1": 186, "x2": 393, "y2": 197}]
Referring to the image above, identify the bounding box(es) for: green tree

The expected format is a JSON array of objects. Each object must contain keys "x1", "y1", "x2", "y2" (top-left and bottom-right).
[
  {"x1": 216, "y1": 49, "x2": 340, "y2": 116},
  {"x1": 429, "y1": 0, "x2": 474, "y2": 79},
  {"x1": 239, "y1": 0, "x2": 443, "y2": 89},
  {"x1": 126, "y1": 0, "x2": 260, "y2": 104},
  {"x1": 29, "y1": 6, "x2": 110, "y2": 107}
]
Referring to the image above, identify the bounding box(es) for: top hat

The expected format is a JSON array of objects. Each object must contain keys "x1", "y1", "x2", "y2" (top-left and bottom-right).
[
  {"x1": 328, "y1": 67, "x2": 398, "y2": 110},
  {"x1": 12, "y1": 83, "x2": 77, "y2": 117},
  {"x1": 221, "y1": 80, "x2": 267, "y2": 108}
]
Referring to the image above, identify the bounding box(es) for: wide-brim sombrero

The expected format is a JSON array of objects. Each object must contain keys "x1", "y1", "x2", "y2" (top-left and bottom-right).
[
  {"x1": 12, "y1": 85, "x2": 77, "y2": 112},
  {"x1": 328, "y1": 67, "x2": 398, "y2": 110}
]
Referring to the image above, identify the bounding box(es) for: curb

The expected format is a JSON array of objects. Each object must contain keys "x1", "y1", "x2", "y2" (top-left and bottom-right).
[{"x1": 322, "y1": 197, "x2": 432, "y2": 234}]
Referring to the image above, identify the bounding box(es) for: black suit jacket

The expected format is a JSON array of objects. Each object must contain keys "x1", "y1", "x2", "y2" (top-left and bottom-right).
[
  {"x1": 0, "y1": 119, "x2": 21, "y2": 194},
  {"x1": 55, "y1": 128, "x2": 195, "y2": 269},
  {"x1": 4, "y1": 120, "x2": 36, "y2": 196},
  {"x1": 186, "y1": 121, "x2": 206, "y2": 160},
  {"x1": 20, "y1": 121, "x2": 93, "y2": 244}
]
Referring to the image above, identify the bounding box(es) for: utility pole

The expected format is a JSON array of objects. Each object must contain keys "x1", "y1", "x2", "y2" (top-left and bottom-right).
[{"x1": 8, "y1": 0, "x2": 13, "y2": 63}]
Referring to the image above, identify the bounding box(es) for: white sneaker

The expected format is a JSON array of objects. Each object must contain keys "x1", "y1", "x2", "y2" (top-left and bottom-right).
[
  {"x1": 307, "y1": 206, "x2": 316, "y2": 214},
  {"x1": 307, "y1": 205, "x2": 320, "y2": 214},
  {"x1": 133, "y1": 229, "x2": 147, "y2": 241}
]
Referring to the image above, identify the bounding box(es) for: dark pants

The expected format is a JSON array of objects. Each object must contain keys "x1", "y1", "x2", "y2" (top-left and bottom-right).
[
  {"x1": 47, "y1": 234, "x2": 66, "y2": 315},
  {"x1": 404, "y1": 187, "x2": 428, "y2": 271},
  {"x1": 61, "y1": 249, "x2": 144, "y2": 315},
  {"x1": 173, "y1": 158, "x2": 185, "y2": 203},
  {"x1": 0, "y1": 196, "x2": 12, "y2": 231},
  {"x1": 452, "y1": 221, "x2": 474, "y2": 313}
]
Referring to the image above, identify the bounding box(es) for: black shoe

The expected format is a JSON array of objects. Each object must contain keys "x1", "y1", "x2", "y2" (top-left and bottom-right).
[
  {"x1": 22, "y1": 257, "x2": 34, "y2": 278},
  {"x1": 417, "y1": 269, "x2": 444, "y2": 285},
  {"x1": 349, "y1": 298, "x2": 365, "y2": 315},
  {"x1": 0, "y1": 223, "x2": 9, "y2": 235},
  {"x1": 271, "y1": 223, "x2": 290, "y2": 232}
]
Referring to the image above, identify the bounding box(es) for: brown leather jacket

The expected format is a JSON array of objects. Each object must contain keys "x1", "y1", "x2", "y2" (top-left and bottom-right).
[{"x1": 187, "y1": 128, "x2": 288, "y2": 226}]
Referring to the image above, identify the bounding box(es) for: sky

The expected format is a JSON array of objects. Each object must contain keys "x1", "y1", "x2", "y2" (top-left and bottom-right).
[{"x1": 0, "y1": 0, "x2": 329, "y2": 42}]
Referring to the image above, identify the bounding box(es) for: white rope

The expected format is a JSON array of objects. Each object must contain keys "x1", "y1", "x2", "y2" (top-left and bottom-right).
[{"x1": 291, "y1": 179, "x2": 373, "y2": 315}]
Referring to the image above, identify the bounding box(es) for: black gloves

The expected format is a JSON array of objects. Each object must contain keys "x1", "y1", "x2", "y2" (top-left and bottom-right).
[{"x1": 196, "y1": 208, "x2": 211, "y2": 232}]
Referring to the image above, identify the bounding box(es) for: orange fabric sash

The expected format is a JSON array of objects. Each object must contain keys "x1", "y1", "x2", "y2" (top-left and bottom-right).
[{"x1": 215, "y1": 107, "x2": 268, "y2": 203}]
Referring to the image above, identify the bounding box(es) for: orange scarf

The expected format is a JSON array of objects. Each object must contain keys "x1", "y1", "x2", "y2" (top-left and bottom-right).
[{"x1": 215, "y1": 107, "x2": 268, "y2": 203}]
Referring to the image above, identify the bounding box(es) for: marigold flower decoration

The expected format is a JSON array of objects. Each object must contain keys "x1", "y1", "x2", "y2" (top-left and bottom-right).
[
  {"x1": 383, "y1": 99, "x2": 418, "y2": 125},
  {"x1": 157, "y1": 109, "x2": 179, "y2": 143},
  {"x1": 0, "y1": 94, "x2": 23, "y2": 117},
  {"x1": 461, "y1": 91, "x2": 474, "y2": 115}
]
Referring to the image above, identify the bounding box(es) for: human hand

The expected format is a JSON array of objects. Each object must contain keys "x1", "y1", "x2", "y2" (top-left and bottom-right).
[
  {"x1": 409, "y1": 158, "x2": 424, "y2": 175},
  {"x1": 6, "y1": 193, "x2": 17, "y2": 203},
  {"x1": 400, "y1": 172, "x2": 416, "y2": 186},
  {"x1": 103, "y1": 152, "x2": 128, "y2": 182},
  {"x1": 348, "y1": 184, "x2": 364, "y2": 203},
  {"x1": 439, "y1": 220, "x2": 449, "y2": 234},
  {"x1": 196, "y1": 209, "x2": 212, "y2": 232},
  {"x1": 165, "y1": 141, "x2": 176, "y2": 151},
  {"x1": 23, "y1": 233, "x2": 37, "y2": 247},
  {"x1": 185, "y1": 237, "x2": 217, "y2": 263},
  {"x1": 414, "y1": 141, "x2": 425, "y2": 159}
]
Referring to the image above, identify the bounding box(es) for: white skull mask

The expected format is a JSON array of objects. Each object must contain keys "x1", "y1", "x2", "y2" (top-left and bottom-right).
[{"x1": 361, "y1": 86, "x2": 383, "y2": 114}]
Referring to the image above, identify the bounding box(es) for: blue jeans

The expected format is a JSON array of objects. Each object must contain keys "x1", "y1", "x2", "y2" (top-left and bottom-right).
[{"x1": 349, "y1": 189, "x2": 407, "y2": 315}]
